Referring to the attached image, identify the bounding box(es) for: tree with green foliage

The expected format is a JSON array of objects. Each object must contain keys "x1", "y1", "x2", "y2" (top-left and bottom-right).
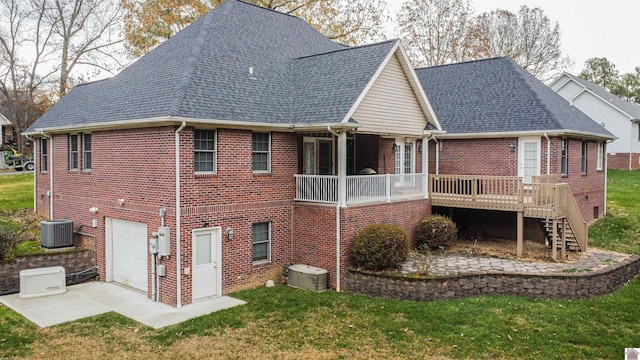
[
  {"x1": 122, "y1": 0, "x2": 388, "y2": 57},
  {"x1": 579, "y1": 57, "x2": 620, "y2": 92}
]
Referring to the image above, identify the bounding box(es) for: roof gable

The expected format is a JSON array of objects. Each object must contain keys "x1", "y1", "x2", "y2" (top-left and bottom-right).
[
  {"x1": 350, "y1": 46, "x2": 438, "y2": 136},
  {"x1": 552, "y1": 72, "x2": 640, "y2": 120},
  {"x1": 416, "y1": 57, "x2": 614, "y2": 139}
]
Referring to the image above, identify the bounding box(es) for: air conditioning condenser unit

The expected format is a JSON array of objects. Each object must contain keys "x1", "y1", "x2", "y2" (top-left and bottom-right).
[
  {"x1": 41, "y1": 220, "x2": 74, "y2": 249},
  {"x1": 287, "y1": 264, "x2": 327, "y2": 292}
]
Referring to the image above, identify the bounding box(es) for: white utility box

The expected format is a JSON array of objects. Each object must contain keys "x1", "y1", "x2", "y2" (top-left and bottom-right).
[{"x1": 19, "y1": 266, "x2": 66, "y2": 298}]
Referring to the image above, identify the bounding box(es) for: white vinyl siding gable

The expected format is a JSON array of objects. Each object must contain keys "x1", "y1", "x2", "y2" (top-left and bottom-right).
[
  {"x1": 553, "y1": 78, "x2": 584, "y2": 100},
  {"x1": 351, "y1": 52, "x2": 430, "y2": 136},
  {"x1": 571, "y1": 92, "x2": 632, "y2": 154}
]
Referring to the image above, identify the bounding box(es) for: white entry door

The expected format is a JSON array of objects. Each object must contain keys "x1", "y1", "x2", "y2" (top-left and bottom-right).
[
  {"x1": 518, "y1": 137, "x2": 541, "y2": 183},
  {"x1": 106, "y1": 218, "x2": 148, "y2": 292},
  {"x1": 192, "y1": 227, "x2": 222, "y2": 301}
]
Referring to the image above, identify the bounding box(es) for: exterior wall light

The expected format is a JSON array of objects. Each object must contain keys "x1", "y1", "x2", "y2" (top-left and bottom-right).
[
  {"x1": 509, "y1": 143, "x2": 517, "y2": 153},
  {"x1": 226, "y1": 227, "x2": 234, "y2": 241}
]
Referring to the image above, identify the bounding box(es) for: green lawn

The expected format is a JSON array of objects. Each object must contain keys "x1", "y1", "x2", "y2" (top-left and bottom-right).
[
  {"x1": 0, "y1": 173, "x2": 33, "y2": 213},
  {"x1": 590, "y1": 169, "x2": 640, "y2": 254},
  {"x1": 1, "y1": 171, "x2": 640, "y2": 359}
]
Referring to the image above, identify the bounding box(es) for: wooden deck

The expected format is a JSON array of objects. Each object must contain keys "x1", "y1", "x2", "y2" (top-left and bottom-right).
[{"x1": 428, "y1": 174, "x2": 588, "y2": 257}]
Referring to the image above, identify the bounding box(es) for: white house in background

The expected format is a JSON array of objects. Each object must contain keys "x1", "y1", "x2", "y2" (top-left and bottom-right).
[
  {"x1": 0, "y1": 112, "x2": 13, "y2": 147},
  {"x1": 550, "y1": 72, "x2": 640, "y2": 170}
]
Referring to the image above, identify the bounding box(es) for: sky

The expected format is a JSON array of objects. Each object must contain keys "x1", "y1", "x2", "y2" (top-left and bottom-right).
[{"x1": 385, "y1": 0, "x2": 640, "y2": 75}]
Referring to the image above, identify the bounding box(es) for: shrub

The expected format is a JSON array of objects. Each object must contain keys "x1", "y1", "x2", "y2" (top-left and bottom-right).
[
  {"x1": 351, "y1": 224, "x2": 409, "y2": 271},
  {"x1": 0, "y1": 225, "x2": 23, "y2": 259},
  {"x1": 415, "y1": 215, "x2": 457, "y2": 250}
]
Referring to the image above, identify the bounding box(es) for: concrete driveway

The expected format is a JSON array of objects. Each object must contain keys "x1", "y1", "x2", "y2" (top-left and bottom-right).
[{"x1": 0, "y1": 282, "x2": 245, "y2": 329}]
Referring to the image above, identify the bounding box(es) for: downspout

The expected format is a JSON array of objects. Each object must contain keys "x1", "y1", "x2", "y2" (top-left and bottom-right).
[
  {"x1": 629, "y1": 121, "x2": 634, "y2": 171},
  {"x1": 544, "y1": 133, "x2": 551, "y2": 175},
  {"x1": 175, "y1": 121, "x2": 186, "y2": 307},
  {"x1": 25, "y1": 134, "x2": 36, "y2": 212},
  {"x1": 604, "y1": 141, "x2": 610, "y2": 215},
  {"x1": 327, "y1": 125, "x2": 341, "y2": 291},
  {"x1": 40, "y1": 131, "x2": 53, "y2": 220}
]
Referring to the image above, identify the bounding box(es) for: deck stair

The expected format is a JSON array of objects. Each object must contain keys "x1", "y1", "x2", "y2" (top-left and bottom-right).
[{"x1": 541, "y1": 219, "x2": 580, "y2": 251}]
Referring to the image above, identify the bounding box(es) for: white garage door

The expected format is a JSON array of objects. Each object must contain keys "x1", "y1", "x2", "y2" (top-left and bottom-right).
[{"x1": 110, "y1": 219, "x2": 148, "y2": 292}]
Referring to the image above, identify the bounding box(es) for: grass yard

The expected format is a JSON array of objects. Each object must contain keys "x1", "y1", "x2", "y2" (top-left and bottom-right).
[
  {"x1": 0, "y1": 173, "x2": 33, "y2": 213},
  {"x1": 590, "y1": 169, "x2": 640, "y2": 254},
  {"x1": 1, "y1": 171, "x2": 640, "y2": 359}
]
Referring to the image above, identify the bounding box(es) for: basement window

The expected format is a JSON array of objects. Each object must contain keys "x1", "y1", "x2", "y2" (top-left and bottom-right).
[{"x1": 252, "y1": 222, "x2": 271, "y2": 263}]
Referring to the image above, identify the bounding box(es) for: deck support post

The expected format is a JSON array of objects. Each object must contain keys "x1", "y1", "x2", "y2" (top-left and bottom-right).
[
  {"x1": 552, "y1": 219, "x2": 558, "y2": 261},
  {"x1": 516, "y1": 211, "x2": 524, "y2": 257},
  {"x1": 561, "y1": 218, "x2": 566, "y2": 261}
]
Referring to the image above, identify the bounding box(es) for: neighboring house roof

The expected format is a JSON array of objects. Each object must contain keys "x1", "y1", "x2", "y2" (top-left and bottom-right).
[
  {"x1": 551, "y1": 72, "x2": 640, "y2": 120},
  {"x1": 27, "y1": 0, "x2": 438, "y2": 134},
  {"x1": 416, "y1": 57, "x2": 615, "y2": 139},
  {"x1": 0, "y1": 112, "x2": 10, "y2": 126}
]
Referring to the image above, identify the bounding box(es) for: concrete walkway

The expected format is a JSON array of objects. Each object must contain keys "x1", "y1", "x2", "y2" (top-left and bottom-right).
[
  {"x1": 0, "y1": 282, "x2": 245, "y2": 329},
  {"x1": 401, "y1": 247, "x2": 630, "y2": 276}
]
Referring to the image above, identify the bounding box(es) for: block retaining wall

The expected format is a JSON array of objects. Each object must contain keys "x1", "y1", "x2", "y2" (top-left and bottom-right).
[
  {"x1": 0, "y1": 249, "x2": 95, "y2": 294},
  {"x1": 345, "y1": 255, "x2": 640, "y2": 301}
]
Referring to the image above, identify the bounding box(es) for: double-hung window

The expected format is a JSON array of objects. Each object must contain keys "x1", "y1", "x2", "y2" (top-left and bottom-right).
[
  {"x1": 83, "y1": 134, "x2": 92, "y2": 171},
  {"x1": 252, "y1": 132, "x2": 271, "y2": 172},
  {"x1": 252, "y1": 222, "x2": 270, "y2": 263},
  {"x1": 40, "y1": 138, "x2": 48, "y2": 172},
  {"x1": 561, "y1": 139, "x2": 568, "y2": 176},
  {"x1": 581, "y1": 140, "x2": 588, "y2": 174},
  {"x1": 596, "y1": 142, "x2": 604, "y2": 171},
  {"x1": 69, "y1": 135, "x2": 78, "y2": 170},
  {"x1": 194, "y1": 129, "x2": 217, "y2": 173}
]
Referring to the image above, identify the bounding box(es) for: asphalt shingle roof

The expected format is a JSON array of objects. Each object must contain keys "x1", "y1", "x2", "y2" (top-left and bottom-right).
[
  {"x1": 559, "y1": 72, "x2": 640, "y2": 120},
  {"x1": 416, "y1": 57, "x2": 614, "y2": 139},
  {"x1": 29, "y1": 0, "x2": 394, "y2": 132}
]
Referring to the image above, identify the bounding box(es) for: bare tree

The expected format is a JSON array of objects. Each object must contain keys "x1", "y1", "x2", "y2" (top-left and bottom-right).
[
  {"x1": 397, "y1": 0, "x2": 474, "y2": 67},
  {"x1": 44, "y1": 0, "x2": 125, "y2": 97},
  {"x1": 122, "y1": 0, "x2": 388, "y2": 57},
  {"x1": 467, "y1": 6, "x2": 571, "y2": 82},
  {"x1": 0, "y1": 0, "x2": 58, "y2": 152}
]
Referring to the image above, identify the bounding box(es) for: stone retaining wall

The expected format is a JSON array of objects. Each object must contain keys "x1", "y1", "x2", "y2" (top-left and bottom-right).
[
  {"x1": 0, "y1": 249, "x2": 95, "y2": 294},
  {"x1": 345, "y1": 255, "x2": 640, "y2": 301}
]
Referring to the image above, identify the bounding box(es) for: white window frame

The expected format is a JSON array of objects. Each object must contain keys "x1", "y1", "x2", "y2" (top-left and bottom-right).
[
  {"x1": 40, "y1": 138, "x2": 48, "y2": 173},
  {"x1": 252, "y1": 132, "x2": 271, "y2": 173},
  {"x1": 581, "y1": 140, "x2": 588, "y2": 174},
  {"x1": 82, "y1": 133, "x2": 92, "y2": 171},
  {"x1": 194, "y1": 129, "x2": 217, "y2": 174},
  {"x1": 561, "y1": 138, "x2": 568, "y2": 176},
  {"x1": 395, "y1": 140, "x2": 416, "y2": 186},
  {"x1": 69, "y1": 134, "x2": 78, "y2": 171},
  {"x1": 252, "y1": 221, "x2": 271, "y2": 264},
  {"x1": 596, "y1": 142, "x2": 604, "y2": 171}
]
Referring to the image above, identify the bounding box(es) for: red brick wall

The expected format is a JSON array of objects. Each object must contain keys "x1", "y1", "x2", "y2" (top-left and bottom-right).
[
  {"x1": 293, "y1": 199, "x2": 431, "y2": 289},
  {"x1": 607, "y1": 153, "x2": 640, "y2": 170},
  {"x1": 433, "y1": 138, "x2": 519, "y2": 176},
  {"x1": 36, "y1": 127, "x2": 301, "y2": 306}
]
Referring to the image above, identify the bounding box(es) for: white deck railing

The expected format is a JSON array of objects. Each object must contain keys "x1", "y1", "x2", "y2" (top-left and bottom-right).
[{"x1": 295, "y1": 174, "x2": 426, "y2": 205}]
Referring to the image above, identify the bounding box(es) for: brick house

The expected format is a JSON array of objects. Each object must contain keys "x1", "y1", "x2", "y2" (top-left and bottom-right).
[
  {"x1": 25, "y1": 1, "x2": 612, "y2": 307},
  {"x1": 25, "y1": 0, "x2": 440, "y2": 307},
  {"x1": 416, "y1": 58, "x2": 614, "y2": 256},
  {"x1": 550, "y1": 72, "x2": 640, "y2": 170}
]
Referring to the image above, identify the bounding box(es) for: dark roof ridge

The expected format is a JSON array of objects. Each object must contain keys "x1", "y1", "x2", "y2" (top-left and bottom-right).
[
  {"x1": 505, "y1": 58, "x2": 564, "y2": 130},
  {"x1": 296, "y1": 39, "x2": 397, "y2": 60},
  {"x1": 75, "y1": 78, "x2": 109, "y2": 87},
  {"x1": 236, "y1": 0, "x2": 299, "y2": 20},
  {"x1": 415, "y1": 56, "x2": 507, "y2": 71},
  {"x1": 168, "y1": 5, "x2": 217, "y2": 116}
]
